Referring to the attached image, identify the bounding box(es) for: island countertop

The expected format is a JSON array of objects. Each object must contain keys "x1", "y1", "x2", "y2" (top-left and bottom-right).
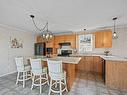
[{"x1": 41, "y1": 56, "x2": 81, "y2": 64}]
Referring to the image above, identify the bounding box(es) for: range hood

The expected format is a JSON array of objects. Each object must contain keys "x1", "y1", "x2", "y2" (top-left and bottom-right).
[{"x1": 58, "y1": 42, "x2": 71, "y2": 46}]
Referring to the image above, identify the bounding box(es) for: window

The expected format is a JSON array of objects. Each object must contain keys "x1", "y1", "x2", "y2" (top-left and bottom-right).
[{"x1": 79, "y1": 34, "x2": 93, "y2": 53}]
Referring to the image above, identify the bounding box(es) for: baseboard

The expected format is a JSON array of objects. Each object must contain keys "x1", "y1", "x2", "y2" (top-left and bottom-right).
[{"x1": 0, "y1": 71, "x2": 17, "y2": 78}]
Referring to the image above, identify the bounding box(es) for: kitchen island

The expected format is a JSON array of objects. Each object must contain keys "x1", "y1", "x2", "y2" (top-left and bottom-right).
[
  {"x1": 70, "y1": 54, "x2": 127, "y2": 91},
  {"x1": 40, "y1": 56, "x2": 81, "y2": 91}
]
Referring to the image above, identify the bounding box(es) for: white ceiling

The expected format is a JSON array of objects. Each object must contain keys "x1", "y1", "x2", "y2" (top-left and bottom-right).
[{"x1": 0, "y1": 0, "x2": 127, "y2": 34}]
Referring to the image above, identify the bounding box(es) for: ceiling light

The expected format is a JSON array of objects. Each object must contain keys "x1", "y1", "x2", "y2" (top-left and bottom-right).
[
  {"x1": 112, "y1": 17, "x2": 118, "y2": 39},
  {"x1": 30, "y1": 15, "x2": 53, "y2": 43}
]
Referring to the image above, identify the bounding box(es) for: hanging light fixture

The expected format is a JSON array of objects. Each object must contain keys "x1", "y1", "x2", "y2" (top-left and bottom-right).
[
  {"x1": 30, "y1": 15, "x2": 53, "y2": 43},
  {"x1": 112, "y1": 17, "x2": 118, "y2": 39}
]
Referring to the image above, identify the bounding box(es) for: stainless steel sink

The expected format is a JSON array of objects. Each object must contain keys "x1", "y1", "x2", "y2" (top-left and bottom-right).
[{"x1": 104, "y1": 56, "x2": 115, "y2": 58}]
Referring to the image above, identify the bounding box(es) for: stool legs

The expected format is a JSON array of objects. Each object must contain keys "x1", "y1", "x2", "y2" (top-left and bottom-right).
[
  {"x1": 48, "y1": 79, "x2": 52, "y2": 95},
  {"x1": 64, "y1": 77, "x2": 68, "y2": 92},
  {"x1": 31, "y1": 73, "x2": 49, "y2": 94},
  {"x1": 31, "y1": 75, "x2": 35, "y2": 90},
  {"x1": 60, "y1": 80, "x2": 62, "y2": 95},
  {"x1": 46, "y1": 73, "x2": 49, "y2": 85},
  {"x1": 40, "y1": 75, "x2": 42, "y2": 94},
  {"x1": 48, "y1": 78, "x2": 68, "y2": 95},
  {"x1": 16, "y1": 72, "x2": 20, "y2": 85},
  {"x1": 23, "y1": 72, "x2": 25, "y2": 88}
]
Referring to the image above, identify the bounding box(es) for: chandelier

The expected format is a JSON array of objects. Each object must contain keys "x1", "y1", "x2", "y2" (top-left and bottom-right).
[
  {"x1": 30, "y1": 15, "x2": 53, "y2": 43},
  {"x1": 112, "y1": 17, "x2": 118, "y2": 39}
]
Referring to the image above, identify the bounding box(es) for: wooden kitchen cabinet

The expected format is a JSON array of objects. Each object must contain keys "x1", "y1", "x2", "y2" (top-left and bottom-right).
[
  {"x1": 76, "y1": 57, "x2": 85, "y2": 71},
  {"x1": 95, "y1": 29, "x2": 112, "y2": 48},
  {"x1": 84, "y1": 56, "x2": 93, "y2": 72},
  {"x1": 36, "y1": 36, "x2": 43, "y2": 43},
  {"x1": 64, "y1": 35, "x2": 76, "y2": 48},
  {"x1": 54, "y1": 34, "x2": 76, "y2": 49},
  {"x1": 76, "y1": 56, "x2": 102, "y2": 74},
  {"x1": 106, "y1": 61, "x2": 127, "y2": 91},
  {"x1": 46, "y1": 37, "x2": 54, "y2": 48},
  {"x1": 54, "y1": 35, "x2": 64, "y2": 48},
  {"x1": 36, "y1": 36, "x2": 54, "y2": 48},
  {"x1": 93, "y1": 56, "x2": 102, "y2": 74}
]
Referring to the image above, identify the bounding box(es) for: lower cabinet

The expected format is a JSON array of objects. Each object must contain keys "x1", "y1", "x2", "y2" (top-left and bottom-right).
[
  {"x1": 76, "y1": 56, "x2": 102, "y2": 74},
  {"x1": 106, "y1": 61, "x2": 127, "y2": 91}
]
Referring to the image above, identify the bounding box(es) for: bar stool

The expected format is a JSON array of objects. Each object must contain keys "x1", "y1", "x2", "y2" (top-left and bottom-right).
[
  {"x1": 47, "y1": 59, "x2": 68, "y2": 95},
  {"x1": 30, "y1": 58, "x2": 49, "y2": 94},
  {"x1": 15, "y1": 57, "x2": 31, "y2": 88}
]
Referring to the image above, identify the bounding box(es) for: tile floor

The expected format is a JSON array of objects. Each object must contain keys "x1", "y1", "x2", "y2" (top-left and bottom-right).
[{"x1": 0, "y1": 71, "x2": 127, "y2": 95}]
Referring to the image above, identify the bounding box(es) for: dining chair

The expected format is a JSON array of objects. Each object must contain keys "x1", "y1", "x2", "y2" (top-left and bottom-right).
[
  {"x1": 30, "y1": 58, "x2": 49, "y2": 94},
  {"x1": 15, "y1": 57, "x2": 31, "y2": 88},
  {"x1": 47, "y1": 59, "x2": 68, "y2": 95}
]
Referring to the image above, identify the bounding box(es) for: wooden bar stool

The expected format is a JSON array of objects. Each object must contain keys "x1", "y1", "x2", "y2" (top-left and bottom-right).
[
  {"x1": 30, "y1": 58, "x2": 49, "y2": 94},
  {"x1": 47, "y1": 59, "x2": 68, "y2": 95},
  {"x1": 15, "y1": 57, "x2": 31, "y2": 88}
]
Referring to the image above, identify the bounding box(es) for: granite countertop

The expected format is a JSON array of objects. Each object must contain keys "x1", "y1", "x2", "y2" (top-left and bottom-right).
[
  {"x1": 41, "y1": 56, "x2": 81, "y2": 64},
  {"x1": 70, "y1": 54, "x2": 127, "y2": 62},
  {"x1": 100, "y1": 55, "x2": 127, "y2": 62}
]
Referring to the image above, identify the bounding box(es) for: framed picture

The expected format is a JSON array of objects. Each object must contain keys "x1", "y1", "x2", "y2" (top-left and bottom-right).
[
  {"x1": 10, "y1": 37, "x2": 23, "y2": 48},
  {"x1": 79, "y1": 34, "x2": 92, "y2": 53}
]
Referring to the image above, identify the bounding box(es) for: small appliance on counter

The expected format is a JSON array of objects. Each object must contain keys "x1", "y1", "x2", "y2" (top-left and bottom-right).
[
  {"x1": 57, "y1": 42, "x2": 73, "y2": 57},
  {"x1": 57, "y1": 50, "x2": 72, "y2": 57},
  {"x1": 104, "y1": 50, "x2": 110, "y2": 56}
]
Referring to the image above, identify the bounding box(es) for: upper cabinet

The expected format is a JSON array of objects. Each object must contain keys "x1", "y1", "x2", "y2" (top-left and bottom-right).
[
  {"x1": 54, "y1": 34, "x2": 76, "y2": 49},
  {"x1": 64, "y1": 35, "x2": 76, "y2": 48},
  {"x1": 95, "y1": 29, "x2": 112, "y2": 48},
  {"x1": 45, "y1": 37, "x2": 54, "y2": 48},
  {"x1": 54, "y1": 35, "x2": 64, "y2": 48},
  {"x1": 36, "y1": 36, "x2": 54, "y2": 48},
  {"x1": 36, "y1": 36, "x2": 43, "y2": 43}
]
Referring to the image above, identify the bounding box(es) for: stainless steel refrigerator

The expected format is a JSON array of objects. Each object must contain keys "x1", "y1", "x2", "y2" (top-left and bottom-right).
[{"x1": 34, "y1": 43, "x2": 46, "y2": 56}]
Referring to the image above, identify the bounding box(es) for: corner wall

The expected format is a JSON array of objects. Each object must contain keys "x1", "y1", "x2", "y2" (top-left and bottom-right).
[{"x1": 0, "y1": 25, "x2": 35, "y2": 77}]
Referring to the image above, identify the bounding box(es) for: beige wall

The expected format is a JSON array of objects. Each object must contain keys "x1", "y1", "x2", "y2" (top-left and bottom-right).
[
  {"x1": 111, "y1": 27, "x2": 127, "y2": 57},
  {"x1": 0, "y1": 25, "x2": 35, "y2": 77}
]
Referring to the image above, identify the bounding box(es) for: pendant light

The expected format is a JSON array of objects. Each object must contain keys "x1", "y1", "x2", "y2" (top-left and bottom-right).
[
  {"x1": 30, "y1": 15, "x2": 53, "y2": 43},
  {"x1": 112, "y1": 17, "x2": 118, "y2": 39}
]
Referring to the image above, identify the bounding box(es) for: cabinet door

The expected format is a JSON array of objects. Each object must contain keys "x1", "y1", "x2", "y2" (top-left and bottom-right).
[
  {"x1": 37, "y1": 36, "x2": 43, "y2": 43},
  {"x1": 46, "y1": 37, "x2": 54, "y2": 48},
  {"x1": 64, "y1": 35, "x2": 76, "y2": 48},
  {"x1": 95, "y1": 30, "x2": 112, "y2": 48},
  {"x1": 84, "y1": 56, "x2": 93, "y2": 72},
  {"x1": 76, "y1": 57, "x2": 85, "y2": 71},
  {"x1": 93, "y1": 56, "x2": 102, "y2": 74},
  {"x1": 54, "y1": 36, "x2": 64, "y2": 48},
  {"x1": 95, "y1": 32, "x2": 103, "y2": 48},
  {"x1": 103, "y1": 31, "x2": 112, "y2": 48}
]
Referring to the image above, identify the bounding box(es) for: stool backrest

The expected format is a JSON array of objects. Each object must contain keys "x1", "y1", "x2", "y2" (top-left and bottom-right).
[
  {"x1": 15, "y1": 57, "x2": 25, "y2": 71},
  {"x1": 47, "y1": 59, "x2": 63, "y2": 78},
  {"x1": 30, "y1": 58, "x2": 42, "y2": 75}
]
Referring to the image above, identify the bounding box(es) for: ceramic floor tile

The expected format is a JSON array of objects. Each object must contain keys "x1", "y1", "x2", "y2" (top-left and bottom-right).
[
  {"x1": 97, "y1": 86, "x2": 109, "y2": 94},
  {"x1": 19, "y1": 87, "x2": 31, "y2": 94},
  {"x1": 0, "y1": 88, "x2": 10, "y2": 95},
  {"x1": 109, "y1": 89, "x2": 121, "y2": 95},
  {"x1": 120, "y1": 91, "x2": 127, "y2": 95},
  {"x1": 86, "y1": 89, "x2": 98, "y2": 95},
  {"x1": 0, "y1": 72, "x2": 126, "y2": 95},
  {"x1": 3, "y1": 90, "x2": 22, "y2": 95}
]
